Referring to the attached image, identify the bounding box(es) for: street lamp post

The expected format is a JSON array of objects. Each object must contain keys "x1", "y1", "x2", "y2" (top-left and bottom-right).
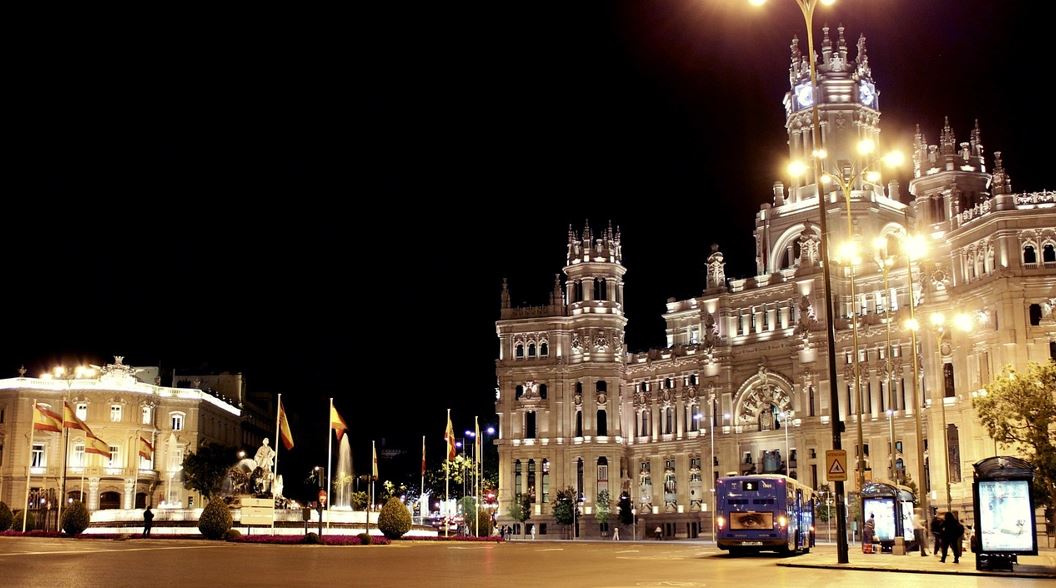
[
  {"x1": 753, "y1": 0, "x2": 847, "y2": 563},
  {"x1": 873, "y1": 239, "x2": 899, "y2": 482},
  {"x1": 781, "y1": 410, "x2": 795, "y2": 476},
  {"x1": 43, "y1": 365, "x2": 96, "y2": 531},
  {"x1": 926, "y1": 312, "x2": 973, "y2": 512},
  {"x1": 900, "y1": 229, "x2": 931, "y2": 518}
]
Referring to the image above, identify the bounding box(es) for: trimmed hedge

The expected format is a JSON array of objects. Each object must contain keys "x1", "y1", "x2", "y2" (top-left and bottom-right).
[
  {"x1": 61, "y1": 501, "x2": 91, "y2": 535},
  {"x1": 224, "y1": 529, "x2": 242, "y2": 541},
  {"x1": 198, "y1": 497, "x2": 233, "y2": 539},
  {"x1": 0, "y1": 502, "x2": 12, "y2": 532},
  {"x1": 377, "y1": 498, "x2": 412, "y2": 539}
]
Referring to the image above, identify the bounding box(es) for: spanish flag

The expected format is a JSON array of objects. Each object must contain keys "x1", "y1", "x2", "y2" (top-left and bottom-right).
[
  {"x1": 278, "y1": 398, "x2": 295, "y2": 450},
  {"x1": 33, "y1": 403, "x2": 62, "y2": 433},
  {"x1": 372, "y1": 440, "x2": 378, "y2": 480},
  {"x1": 85, "y1": 433, "x2": 112, "y2": 460},
  {"x1": 138, "y1": 436, "x2": 154, "y2": 460},
  {"x1": 445, "y1": 412, "x2": 456, "y2": 461},
  {"x1": 330, "y1": 403, "x2": 348, "y2": 441},
  {"x1": 63, "y1": 401, "x2": 93, "y2": 434}
]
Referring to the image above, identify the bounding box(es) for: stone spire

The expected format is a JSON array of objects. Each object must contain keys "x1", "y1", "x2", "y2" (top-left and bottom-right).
[
  {"x1": 789, "y1": 35, "x2": 803, "y2": 86},
  {"x1": 551, "y1": 274, "x2": 563, "y2": 307},
  {"x1": 940, "y1": 116, "x2": 956, "y2": 155},
  {"x1": 912, "y1": 124, "x2": 926, "y2": 178},
  {"x1": 853, "y1": 31, "x2": 869, "y2": 78},
  {"x1": 821, "y1": 24, "x2": 832, "y2": 63},
  {"x1": 501, "y1": 277, "x2": 510, "y2": 309},
  {"x1": 706, "y1": 244, "x2": 726, "y2": 291},
  {"x1": 992, "y1": 151, "x2": 1012, "y2": 195},
  {"x1": 839, "y1": 25, "x2": 849, "y2": 62},
  {"x1": 970, "y1": 119, "x2": 984, "y2": 158}
]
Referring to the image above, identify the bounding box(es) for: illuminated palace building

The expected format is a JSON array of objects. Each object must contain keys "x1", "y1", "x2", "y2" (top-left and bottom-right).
[
  {"x1": 0, "y1": 357, "x2": 242, "y2": 525},
  {"x1": 494, "y1": 30, "x2": 1055, "y2": 539}
]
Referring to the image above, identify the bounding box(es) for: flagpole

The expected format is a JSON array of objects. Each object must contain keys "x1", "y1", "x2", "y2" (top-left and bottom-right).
[
  {"x1": 58, "y1": 401, "x2": 71, "y2": 530},
  {"x1": 420, "y1": 435, "x2": 426, "y2": 523},
  {"x1": 273, "y1": 394, "x2": 282, "y2": 532},
  {"x1": 23, "y1": 399, "x2": 38, "y2": 533},
  {"x1": 327, "y1": 398, "x2": 333, "y2": 529},
  {"x1": 370, "y1": 440, "x2": 376, "y2": 526},
  {"x1": 445, "y1": 408, "x2": 450, "y2": 538}
]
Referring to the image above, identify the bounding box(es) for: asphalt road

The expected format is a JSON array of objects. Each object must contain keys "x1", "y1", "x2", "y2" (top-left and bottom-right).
[{"x1": 0, "y1": 537, "x2": 1046, "y2": 587}]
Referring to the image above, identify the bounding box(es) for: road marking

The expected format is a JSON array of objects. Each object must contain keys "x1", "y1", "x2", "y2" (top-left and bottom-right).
[
  {"x1": 448, "y1": 546, "x2": 494, "y2": 550},
  {"x1": 0, "y1": 545, "x2": 222, "y2": 557},
  {"x1": 538, "y1": 548, "x2": 564, "y2": 552},
  {"x1": 614, "y1": 549, "x2": 640, "y2": 553}
]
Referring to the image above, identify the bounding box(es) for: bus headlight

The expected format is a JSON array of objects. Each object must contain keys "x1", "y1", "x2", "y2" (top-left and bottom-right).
[
  {"x1": 778, "y1": 516, "x2": 787, "y2": 528},
  {"x1": 717, "y1": 516, "x2": 725, "y2": 529}
]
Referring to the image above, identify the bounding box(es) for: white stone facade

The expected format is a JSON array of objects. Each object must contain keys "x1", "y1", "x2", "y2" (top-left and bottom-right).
[{"x1": 494, "y1": 31, "x2": 1056, "y2": 539}]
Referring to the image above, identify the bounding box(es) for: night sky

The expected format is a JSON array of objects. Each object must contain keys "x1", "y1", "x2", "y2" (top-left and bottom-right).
[{"x1": 5, "y1": 2, "x2": 1049, "y2": 489}]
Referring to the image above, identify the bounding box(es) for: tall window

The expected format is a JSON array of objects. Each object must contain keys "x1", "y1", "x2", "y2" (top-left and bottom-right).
[
  {"x1": 142, "y1": 405, "x2": 152, "y2": 425},
  {"x1": 525, "y1": 411, "x2": 536, "y2": 438},
  {"x1": 640, "y1": 410, "x2": 649, "y2": 437},
  {"x1": 171, "y1": 412, "x2": 185, "y2": 431},
  {"x1": 576, "y1": 458, "x2": 584, "y2": 501},
  {"x1": 541, "y1": 459, "x2": 550, "y2": 503},
  {"x1": 73, "y1": 443, "x2": 85, "y2": 467},
  {"x1": 110, "y1": 404, "x2": 122, "y2": 422},
  {"x1": 76, "y1": 403, "x2": 88, "y2": 420},
  {"x1": 540, "y1": 341, "x2": 549, "y2": 356},
  {"x1": 0, "y1": 407, "x2": 4, "y2": 423},
  {"x1": 688, "y1": 404, "x2": 700, "y2": 431},
  {"x1": 108, "y1": 445, "x2": 121, "y2": 468},
  {"x1": 171, "y1": 447, "x2": 184, "y2": 471},
  {"x1": 31, "y1": 443, "x2": 45, "y2": 468},
  {"x1": 597, "y1": 457, "x2": 609, "y2": 496},
  {"x1": 1044, "y1": 243, "x2": 1056, "y2": 263},
  {"x1": 528, "y1": 343, "x2": 536, "y2": 357},
  {"x1": 947, "y1": 424, "x2": 961, "y2": 483},
  {"x1": 808, "y1": 386, "x2": 816, "y2": 417},
  {"x1": 596, "y1": 409, "x2": 607, "y2": 436},
  {"x1": 0, "y1": 441, "x2": 4, "y2": 467},
  {"x1": 515, "y1": 344, "x2": 524, "y2": 358},
  {"x1": 575, "y1": 411, "x2": 583, "y2": 437},
  {"x1": 527, "y1": 460, "x2": 537, "y2": 502},
  {"x1": 943, "y1": 363, "x2": 955, "y2": 397},
  {"x1": 664, "y1": 407, "x2": 673, "y2": 434},
  {"x1": 514, "y1": 460, "x2": 523, "y2": 502},
  {"x1": 1024, "y1": 244, "x2": 1037, "y2": 264}
]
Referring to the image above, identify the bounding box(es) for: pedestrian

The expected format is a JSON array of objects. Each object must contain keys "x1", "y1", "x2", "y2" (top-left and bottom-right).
[
  {"x1": 914, "y1": 514, "x2": 929, "y2": 556},
  {"x1": 612, "y1": 526, "x2": 620, "y2": 541},
  {"x1": 930, "y1": 514, "x2": 944, "y2": 556},
  {"x1": 655, "y1": 525, "x2": 663, "y2": 540},
  {"x1": 863, "y1": 514, "x2": 876, "y2": 546},
  {"x1": 531, "y1": 524, "x2": 536, "y2": 541},
  {"x1": 142, "y1": 506, "x2": 154, "y2": 538},
  {"x1": 940, "y1": 512, "x2": 964, "y2": 564}
]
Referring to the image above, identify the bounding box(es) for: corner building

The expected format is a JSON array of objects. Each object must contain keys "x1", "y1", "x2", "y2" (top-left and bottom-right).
[{"x1": 494, "y1": 29, "x2": 1055, "y2": 539}]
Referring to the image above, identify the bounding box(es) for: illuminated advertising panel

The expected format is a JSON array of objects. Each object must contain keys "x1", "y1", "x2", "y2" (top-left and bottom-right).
[
  {"x1": 730, "y1": 511, "x2": 773, "y2": 530},
  {"x1": 978, "y1": 480, "x2": 1033, "y2": 552},
  {"x1": 863, "y1": 498, "x2": 895, "y2": 541},
  {"x1": 900, "y1": 500, "x2": 915, "y2": 541}
]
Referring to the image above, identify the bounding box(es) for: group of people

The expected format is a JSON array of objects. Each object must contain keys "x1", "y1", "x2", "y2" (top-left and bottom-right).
[{"x1": 926, "y1": 512, "x2": 968, "y2": 563}]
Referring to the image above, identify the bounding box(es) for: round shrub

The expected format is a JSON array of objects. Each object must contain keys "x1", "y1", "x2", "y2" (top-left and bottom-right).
[
  {"x1": 13, "y1": 510, "x2": 36, "y2": 532},
  {"x1": 224, "y1": 528, "x2": 242, "y2": 541},
  {"x1": 469, "y1": 507, "x2": 495, "y2": 537},
  {"x1": 377, "y1": 497, "x2": 411, "y2": 539},
  {"x1": 304, "y1": 532, "x2": 321, "y2": 544},
  {"x1": 357, "y1": 532, "x2": 372, "y2": 545},
  {"x1": 61, "y1": 501, "x2": 91, "y2": 535},
  {"x1": 197, "y1": 497, "x2": 232, "y2": 540},
  {"x1": 0, "y1": 502, "x2": 12, "y2": 531}
]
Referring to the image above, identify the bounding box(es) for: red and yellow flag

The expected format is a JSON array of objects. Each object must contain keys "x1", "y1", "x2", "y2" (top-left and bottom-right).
[
  {"x1": 330, "y1": 404, "x2": 348, "y2": 441},
  {"x1": 421, "y1": 435, "x2": 427, "y2": 476},
  {"x1": 85, "y1": 433, "x2": 112, "y2": 460},
  {"x1": 138, "y1": 436, "x2": 154, "y2": 460},
  {"x1": 372, "y1": 440, "x2": 378, "y2": 480},
  {"x1": 63, "y1": 401, "x2": 93, "y2": 434},
  {"x1": 445, "y1": 413, "x2": 456, "y2": 461},
  {"x1": 33, "y1": 403, "x2": 62, "y2": 433},
  {"x1": 278, "y1": 398, "x2": 295, "y2": 450}
]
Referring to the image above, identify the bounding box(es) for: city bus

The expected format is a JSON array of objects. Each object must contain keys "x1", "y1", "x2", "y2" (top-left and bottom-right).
[{"x1": 716, "y1": 474, "x2": 815, "y2": 555}]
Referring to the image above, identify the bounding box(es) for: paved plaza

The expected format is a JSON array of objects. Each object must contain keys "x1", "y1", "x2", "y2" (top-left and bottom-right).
[{"x1": 1, "y1": 537, "x2": 1053, "y2": 587}]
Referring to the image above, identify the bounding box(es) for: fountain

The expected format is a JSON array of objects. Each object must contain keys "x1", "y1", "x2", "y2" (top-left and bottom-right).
[{"x1": 334, "y1": 435, "x2": 353, "y2": 509}]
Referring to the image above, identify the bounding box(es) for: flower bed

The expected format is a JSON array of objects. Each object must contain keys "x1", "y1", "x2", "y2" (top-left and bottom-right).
[
  {"x1": 406, "y1": 535, "x2": 503, "y2": 543},
  {"x1": 232, "y1": 534, "x2": 392, "y2": 546}
]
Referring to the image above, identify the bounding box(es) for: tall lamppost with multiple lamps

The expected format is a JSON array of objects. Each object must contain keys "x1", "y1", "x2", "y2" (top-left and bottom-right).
[
  {"x1": 899, "y1": 230, "x2": 931, "y2": 517},
  {"x1": 873, "y1": 238, "x2": 899, "y2": 482},
  {"x1": 753, "y1": 0, "x2": 861, "y2": 563},
  {"x1": 41, "y1": 365, "x2": 96, "y2": 530}
]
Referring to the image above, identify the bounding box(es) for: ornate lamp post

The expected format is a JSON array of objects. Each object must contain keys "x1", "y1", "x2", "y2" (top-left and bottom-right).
[
  {"x1": 924, "y1": 312, "x2": 974, "y2": 512},
  {"x1": 900, "y1": 230, "x2": 931, "y2": 517},
  {"x1": 873, "y1": 238, "x2": 899, "y2": 482}
]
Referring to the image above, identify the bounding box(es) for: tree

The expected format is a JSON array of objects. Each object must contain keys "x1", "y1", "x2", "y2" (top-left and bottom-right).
[
  {"x1": 508, "y1": 495, "x2": 532, "y2": 537},
  {"x1": 351, "y1": 491, "x2": 369, "y2": 510},
  {"x1": 182, "y1": 443, "x2": 237, "y2": 499},
  {"x1": 974, "y1": 361, "x2": 1056, "y2": 510},
  {"x1": 378, "y1": 497, "x2": 412, "y2": 539},
  {"x1": 0, "y1": 502, "x2": 12, "y2": 531},
  {"x1": 551, "y1": 487, "x2": 576, "y2": 538},
  {"x1": 617, "y1": 492, "x2": 634, "y2": 526},
  {"x1": 198, "y1": 497, "x2": 233, "y2": 539},
  {"x1": 595, "y1": 490, "x2": 611, "y2": 531}
]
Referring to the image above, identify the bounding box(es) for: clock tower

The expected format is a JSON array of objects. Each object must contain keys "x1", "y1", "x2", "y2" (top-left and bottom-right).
[{"x1": 783, "y1": 25, "x2": 881, "y2": 202}]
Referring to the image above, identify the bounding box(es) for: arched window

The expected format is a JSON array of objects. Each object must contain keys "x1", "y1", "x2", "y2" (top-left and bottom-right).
[
  {"x1": 688, "y1": 404, "x2": 700, "y2": 431},
  {"x1": 576, "y1": 458, "x2": 584, "y2": 501},
  {"x1": 597, "y1": 456, "x2": 609, "y2": 496},
  {"x1": 640, "y1": 410, "x2": 649, "y2": 437},
  {"x1": 515, "y1": 385, "x2": 524, "y2": 399},
  {"x1": 527, "y1": 459, "x2": 537, "y2": 502},
  {"x1": 99, "y1": 491, "x2": 121, "y2": 510},
  {"x1": 943, "y1": 363, "x2": 955, "y2": 397},
  {"x1": 576, "y1": 382, "x2": 583, "y2": 395},
  {"x1": 664, "y1": 407, "x2": 673, "y2": 434},
  {"x1": 514, "y1": 460, "x2": 523, "y2": 502},
  {"x1": 525, "y1": 411, "x2": 536, "y2": 438},
  {"x1": 515, "y1": 344, "x2": 525, "y2": 358},
  {"x1": 528, "y1": 343, "x2": 536, "y2": 357},
  {"x1": 596, "y1": 409, "x2": 607, "y2": 436},
  {"x1": 1030, "y1": 304, "x2": 1043, "y2": 326},
  {"x1": 1024, "y1": 244, "x2": 1037, "y2": 264},
  {"x1": 1044, "y1": 243, "x2": 1056, "y2": 263},
  {"x1": 808, "y1": 386, "x2": 816, "y2": 417},
  {"x1": 538, "y1": 384, "x2": 548, "y2": 400},
  {"x1": 575, "y1": 411, "x2": 583, "y2": 437},
  {"x1": 540, "y1": 341, "x2": 549, "y2": 356},
  {"x1": 596, "y1": 380, "x2": 607, "y2": 394}
]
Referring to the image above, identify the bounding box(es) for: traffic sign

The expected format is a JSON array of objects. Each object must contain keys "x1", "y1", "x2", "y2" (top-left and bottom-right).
[{"x1": 826, "y1": 450, "x2": 848, "y2": 482}]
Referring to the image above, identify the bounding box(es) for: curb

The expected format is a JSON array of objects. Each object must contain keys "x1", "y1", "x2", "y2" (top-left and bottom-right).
[{"x1": 777, "y1": 560, "x2": 1056, "y2": 580}]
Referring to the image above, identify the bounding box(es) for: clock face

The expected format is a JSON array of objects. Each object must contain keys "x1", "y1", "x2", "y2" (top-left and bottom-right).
[
  {"x1": 859, "y1": 81, "x2": 876, "y2": 106},
  {"x1": 796, "y1": 84, "x2": 813, "y2": 108}
]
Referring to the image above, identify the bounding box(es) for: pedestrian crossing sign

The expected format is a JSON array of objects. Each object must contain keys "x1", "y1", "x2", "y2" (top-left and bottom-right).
[{"x1": 826, "y1": 450, "x2": 848, "y2": 482}]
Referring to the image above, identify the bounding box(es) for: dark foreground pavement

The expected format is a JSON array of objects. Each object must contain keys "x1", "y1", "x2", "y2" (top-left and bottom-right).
[{"x1": 2, "y1": 536, "x2": 1053, "y2": 587}]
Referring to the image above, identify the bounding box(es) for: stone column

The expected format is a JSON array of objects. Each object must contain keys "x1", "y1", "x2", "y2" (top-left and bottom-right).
[
  {"x1": 88, "y1": 477, "x2": 100, "y2": 511},
  {"x1": 123, "y1": 478, "x2": 136, "y2": 509}
]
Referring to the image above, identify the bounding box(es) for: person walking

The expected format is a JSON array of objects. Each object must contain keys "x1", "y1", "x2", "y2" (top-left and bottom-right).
[
  {"x1": 914, "y1": 514, "x2": 929, "y2": 556},
  {"x1": 930, "y1": 514, "x2": 944, "y2": 557},
  {"x1": 940, "y1": 512, "x2": 964, "y2": 564},
  {"x1": 654, "y1": 525, "x2": 662, "y2": 540},
  {"x1": 612, "y1": 526, "x2": 620, "y2": 541},
  {"x1": 142, "y1": 506, "x2": 154, "y2": 538},
  {"x1": 863, "y1": 514, "x2": 876, "y2": 546}
]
